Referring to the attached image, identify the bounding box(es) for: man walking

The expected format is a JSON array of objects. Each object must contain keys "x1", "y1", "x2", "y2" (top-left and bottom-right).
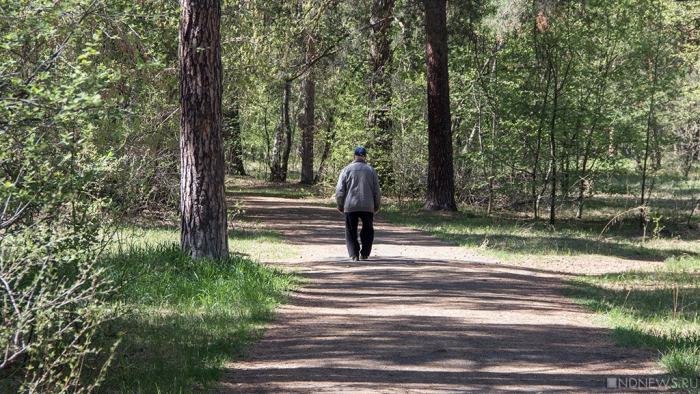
[{"x1": 336, "y1": 147, "x2": 381, "y2": 261}]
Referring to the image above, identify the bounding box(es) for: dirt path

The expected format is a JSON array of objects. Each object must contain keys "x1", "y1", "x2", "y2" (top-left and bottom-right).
[{"x1": 217, "y1": 196, "x2": 665, "y2": 393}]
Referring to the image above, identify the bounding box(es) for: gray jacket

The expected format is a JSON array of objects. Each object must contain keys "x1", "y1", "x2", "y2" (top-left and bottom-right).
[{"x1": 335, "y1": 160, "x2": 381, "y2": 213}]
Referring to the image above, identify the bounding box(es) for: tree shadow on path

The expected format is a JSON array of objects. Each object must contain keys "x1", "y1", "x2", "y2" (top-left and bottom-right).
[{"x1": 218, "y1": 196, "x2": 666, "y2": 393}]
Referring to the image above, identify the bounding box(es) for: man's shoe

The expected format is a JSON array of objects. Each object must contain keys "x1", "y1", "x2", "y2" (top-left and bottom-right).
[
  {"x1": 351, "y1": 256, "x2": 359, "y2": 261},
  {"x1": 360, "y1": 255, "x2": 369, "y2": 260}
]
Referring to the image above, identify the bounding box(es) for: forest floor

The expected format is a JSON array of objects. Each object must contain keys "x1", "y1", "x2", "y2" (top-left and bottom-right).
[{"x1": 216, "y1": 193, "x2": 668, "y2": 393}]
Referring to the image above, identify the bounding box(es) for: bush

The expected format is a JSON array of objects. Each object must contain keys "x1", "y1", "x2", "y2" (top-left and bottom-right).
[
  {"x1": 1, "y1": 1, "x2": 125, "y2": 391},
  {"x1": 0, "y1": 225, "x2": 118, "y2": 393}
]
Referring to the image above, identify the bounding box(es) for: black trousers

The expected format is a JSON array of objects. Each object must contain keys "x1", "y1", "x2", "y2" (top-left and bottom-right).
[{"x1": 344, "y1": 211, "x2": 374, "y2": 258}]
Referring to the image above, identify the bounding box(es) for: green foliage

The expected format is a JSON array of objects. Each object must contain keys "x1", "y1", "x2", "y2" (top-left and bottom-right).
[
  {"x1": 381, "y1": 202, "x2": 681, "y2": 260},
  {"x1": 1, "y1": 0, "x2": 180, "y2": 215},
  {"x1": 662, "y1": 348, "x2": 700, "y2": 381},
  {"x1": 0, "y1": 0, "x2": 183, "y2": 390},
  {"x1": 566, "y1": 255, "x2": 700, "y2": 382},
  {"x1": 2, "y1": 0, "x2": 699, "y2": 388},
  {"x1": 448, "y1": 0, "x2": 697, "y2": 220},
  {"x1": 224, "y1": 0, "x2": 698, "y2": 219},
  {"x1": 99, "y1": 242, "x2": 298, "y2": 393},
  {"x1": 381, "y1": 165, "x2": 700, "y2": 263},
  {"x1": 92, "y1": 0, "x2": 180, "y2": 212},
  {"x1": 0, "y1": 226, "x2": 119, "y2": 393}
]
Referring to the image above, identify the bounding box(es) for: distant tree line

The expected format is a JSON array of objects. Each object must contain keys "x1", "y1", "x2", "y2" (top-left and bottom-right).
[{"x1": 1, "y1": 0, "x2": 698, "y2": 389}]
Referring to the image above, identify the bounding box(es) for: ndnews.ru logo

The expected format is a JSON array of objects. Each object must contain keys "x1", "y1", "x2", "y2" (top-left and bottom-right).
[{"x1": 607, "y1": 377, "x2": 699, "y2": 390}]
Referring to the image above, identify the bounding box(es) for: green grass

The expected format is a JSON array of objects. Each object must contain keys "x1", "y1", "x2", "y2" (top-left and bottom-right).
[
  {"x1": 380, "y1": 202, "x2": 700, "y2": 263},
  {"x1": 379, "y1": 163, "x2": 700, "y2": 262},
  {"x1": 98, "y1": 226, "x2": 299, "y2": 393},
  {"x1": 113, "y1": 220, "x2": 297, "y2": 262},
  {"x1": 379, "y1": 166, "x2": 700, "y2": 389},
  {"x1": 226, "y1": 175, "x2": 331, "y2": 199},
  {"x1": 565, "y1": 255, "x2": 700, "y2": 389}
]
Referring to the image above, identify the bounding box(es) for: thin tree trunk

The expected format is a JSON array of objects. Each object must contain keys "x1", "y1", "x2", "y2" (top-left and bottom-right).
[
  {"x1": 179, "y1": 0, "x2": 229, "y2": 260},
  {"x1": 537, "y1": 162, "x2": 552, "y2": 214},
  {"x1": 576, "y1": 74, "x2": 610, "y2": 219},
  {"x1": 487, "y1": 52, "x2": 498, "y2": 216},
  {"x1": 641, "y1": 33, "x2": 661, "y2": 208},
  {"x1": 548, "y1": 73, "x2": 558, "y2": 225},
  {"x1": 546, "y1": 54, "x2": 571, "y2": 225},
  {"x1": 281, "y1": 80, "x2": 293, "y2": 181},
  {"x1": 269, "y1": 82, "x2": 289, "y2": 182},
  {"x1": 576, "y1": 127, "x2": 594, "y2": 219},
  {"x1": 315, "y1": 109, "x2": 336, "y2": 183},
  {"x1": 300, "y1": 34, "x2": 316, "y2": 184},
  {"x1": 368, "y1": 0, "x2": 395, "y2": 189},
  {"x1": 269, "y1": 130, "x2": 284, "y2": 182},
  {"x1": 224, "y1": 104, "x2": 246, "y2": 176},
  {"x1": 423, "y1": 0, "x2": 456, "y2": 211},
  {"x1": 532, "y1": 69, "x2": 551, "y2": 220}
]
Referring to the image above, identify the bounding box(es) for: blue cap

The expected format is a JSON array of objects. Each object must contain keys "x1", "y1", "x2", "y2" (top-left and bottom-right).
[{"x1": 354, "y1": 146, "x2": 367, "y2": 157}]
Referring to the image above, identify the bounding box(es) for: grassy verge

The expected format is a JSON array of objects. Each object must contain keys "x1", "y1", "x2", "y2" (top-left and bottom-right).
[
  {"x1": 113, "y1": 222, "x2": 297, "y2": 263},
  {"x1": 98, "y1": 224, "x2": 298, "y2": 393},
  {"x1": 381, "y1": 196, "x2": 700, "y2": 389},
  {"x1": 565, "y1": 255, "x2": 700, "y2": 390},
  {"x1": 380, "y1": 202, "x2": 700, "y2": 263},
  {"x1": 226, "y1": 175, "x2": 330, "y2": 199}
]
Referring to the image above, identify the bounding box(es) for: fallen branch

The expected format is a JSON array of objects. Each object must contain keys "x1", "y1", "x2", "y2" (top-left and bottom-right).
[{"x1": 598, "y1": 205, "x2": 647, "y2": 240}]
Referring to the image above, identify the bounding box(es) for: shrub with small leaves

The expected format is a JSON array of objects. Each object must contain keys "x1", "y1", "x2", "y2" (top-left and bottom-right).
[{"x1": 1, "y1": 0, "x2": 124, "y2": 391}]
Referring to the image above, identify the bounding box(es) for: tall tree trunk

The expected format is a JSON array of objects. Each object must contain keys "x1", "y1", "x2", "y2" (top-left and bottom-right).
[
  {"x1": 548, "y1": 71, "x2": 559, "y2": 225},
  {"x1": 179, "y1": 0, "x2": 229, "y2": 259},
  {"x1": 368, "y1": 0, "x2": 395, "y2": 190},
  {"x1": 532, "y1": 37, "x2": 551, "y2": 220},
  {"x1": 641, "y1": 31, "x2": 661, "y2": 208},
  {"x1": 487, "y1": 51, "x2": 499, "y2": 216},
  {"x1": 224, "y1": 103, "x2": 246, "y2": 176},
  {"x1": 300, "y1": 34, "x2": 316, "y2": 184},
  {"x1": 281, "y1": 80, "x2": 293, "y2": 181},
  {"x1": 577, "y1": 75, "x2": 610, "y2": 219},
  {"x1": 315, "y1": 109, "x2": 336, "y2": 183},
  {"x1": 269, "y1": 82, "x2": 290, "y2": 182},
  {"x1": 269, "y1": 130, "x2": 284, "y2": 182},
  {"x1": 546, "y1": 48, "x2": 570, "y2": 225},
  {"x1": 423, "y1": 0, "x2": 456, "y2": 211}
]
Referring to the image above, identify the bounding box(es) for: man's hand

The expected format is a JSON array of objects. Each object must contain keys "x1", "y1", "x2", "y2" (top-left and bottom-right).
[
  {"x1": 373, "y1": 208, "x2": 379, "y2": 214},
  {"x1": 338, "y1": 208, "x2": 344, "y2": 214}
]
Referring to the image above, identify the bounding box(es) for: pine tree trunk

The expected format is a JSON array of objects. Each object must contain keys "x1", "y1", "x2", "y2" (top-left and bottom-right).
[
  {"x1": 368, "y1": 0, "x2": 395, "y2": 190},
  {"x1": 300, "y1": 34, "x2": 315, "y2": 184},
  {"x1": 423, "y1": 0, "x2": 456, "y2": 211},
  {"x1": 179, "y1": 0, "x2": 229, "y2": 260}
]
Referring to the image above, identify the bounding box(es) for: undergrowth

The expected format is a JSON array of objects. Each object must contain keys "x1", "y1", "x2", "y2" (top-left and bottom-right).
[
  {"x1": 565, "y1": 255, "x2": 700, "y2": 392},
  {"x1": 98, "y1": 242, "x2": 298, "y2": 393}
]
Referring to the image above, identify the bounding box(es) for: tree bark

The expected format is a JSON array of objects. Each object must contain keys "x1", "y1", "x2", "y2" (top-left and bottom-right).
[
  {"x1": 300, "y1": 34, "x2": 316, "y2": 184},
  {"x1": 368, "y1": 0, "x2": 395, "y2": 190},
  {"x1": 532, "y1": 15, "x2": 551, "y2": 220},
  {"x1": 269, "y1": 82, "x2": 288, "y2": 182},
  {"x1": 548, "y1": 70, "x2": 559, "y2": 225},
  {"x1": 179, "y1": 0, "x2": 229, "y2": 260},
  {"x1": 423, "y1": 0, "x2": 456, "y2": 211},
  {"x1": 281, "y1": 80, "x2": 293, "y2": 181},
  {"x1": 315, "y1": 108, "x2": 336, "y2": 183},
  {"x1": 224, "y1": 103, "x2": 246, "y2": 176},
  {"x1": 271, "y1": 80, "x2": 293, "y2": 182}
]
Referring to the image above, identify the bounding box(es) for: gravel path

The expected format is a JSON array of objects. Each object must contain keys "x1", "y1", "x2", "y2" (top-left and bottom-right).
[{"x1": 217, "y1": 196, "x2": 665, "y2": 393}]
